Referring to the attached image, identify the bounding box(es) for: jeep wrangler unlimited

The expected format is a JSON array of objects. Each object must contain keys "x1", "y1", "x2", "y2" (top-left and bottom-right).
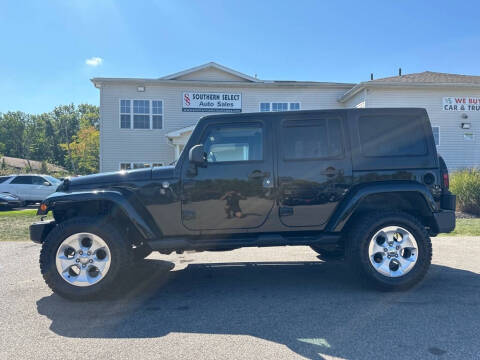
[{"x1": 30, "y1": 108, "x2": 456, "y2": 300}]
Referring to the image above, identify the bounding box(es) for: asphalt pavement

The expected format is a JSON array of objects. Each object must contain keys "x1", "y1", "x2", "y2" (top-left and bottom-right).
[{"x1": 0, "y1": 237, "x2": 479, "y2": 360}]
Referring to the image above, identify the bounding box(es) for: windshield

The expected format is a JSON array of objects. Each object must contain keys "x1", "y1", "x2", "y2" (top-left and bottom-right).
[{"x1": 44, "y1": 175, "x2": 61, "y2": 185}]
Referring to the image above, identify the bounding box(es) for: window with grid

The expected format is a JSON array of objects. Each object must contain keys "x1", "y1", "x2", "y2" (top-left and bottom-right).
[
  {"x1": 120, "y1": 100, "x2": 131, "y2": 129},
  {"x1": 152, "y1": 100, "x2": 163, "y2": 129},
  {"x1": 260, "y1": 102, "x2": 300, "y2": 112},
  {"x1": 133, "y1": 100, "x2": 150, "y2": 129}
]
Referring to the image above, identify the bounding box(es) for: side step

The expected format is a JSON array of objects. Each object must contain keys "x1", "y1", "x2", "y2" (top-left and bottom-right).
[{"x1": 147, "y1": 233, "x2": 341, "y2": 252}]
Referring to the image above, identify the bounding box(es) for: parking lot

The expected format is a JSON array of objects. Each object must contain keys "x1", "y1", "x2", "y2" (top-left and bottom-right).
[{"x1": 1, "y1": 237, "x2": 479, "y2": 360}]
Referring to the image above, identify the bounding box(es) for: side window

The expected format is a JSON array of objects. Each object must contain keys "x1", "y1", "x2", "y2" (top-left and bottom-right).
[
  {"x1": 203, "y1": 124, "x2": 263, "y2": 163},
  {"x1": 0, "y1": 176, "x2": 11, "y2": 184},
  {"x1": 32, "y1": 176, "x2": 46, "y2": 185},
  {"x1": 282, "y1": 118, "x2": 343, "y2": 160},
  {"x1": 358, "y1": 115, "x2": 428, "y2": 157},
  {"x1": 10, "y1": 176, "x2": 33, "y2": 185}
]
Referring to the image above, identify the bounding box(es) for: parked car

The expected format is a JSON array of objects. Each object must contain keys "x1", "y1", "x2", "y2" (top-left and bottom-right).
[
  {"x1": 0, "y1": 174, "x2": 61, "y2": 204},
  {"x1": 30, "y1": 108, "x2": 456, "y2": 300},
  {"x1": 0, "y1": 192, "x2": 24, "y2": 210}
]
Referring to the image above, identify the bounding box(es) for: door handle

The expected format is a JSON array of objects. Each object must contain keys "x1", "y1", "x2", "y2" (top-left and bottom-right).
[
  {"x1": 249, "y1": 170, "x2": 266, "y2": 179},
  {"x1": 321, "y1": 167, "x2": 338, "y2": 177}
]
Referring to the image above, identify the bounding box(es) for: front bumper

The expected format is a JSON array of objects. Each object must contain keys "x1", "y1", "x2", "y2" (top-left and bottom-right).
[{"x1": 30, "y1": 220, "x2": 56, "y2": 244}]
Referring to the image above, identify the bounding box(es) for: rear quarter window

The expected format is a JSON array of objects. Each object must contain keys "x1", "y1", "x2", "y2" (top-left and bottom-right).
[
  {"x1": 0, "y1": 176, "x2": 11, "y2": 184},
  {"x1": 358, "y1": 115, "x2": 428, "y2": 157}
]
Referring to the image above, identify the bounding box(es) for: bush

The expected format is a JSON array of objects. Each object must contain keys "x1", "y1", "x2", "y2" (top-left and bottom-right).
[{"x1": 450, "y1": 169, "x2": 480, "y2": 215}]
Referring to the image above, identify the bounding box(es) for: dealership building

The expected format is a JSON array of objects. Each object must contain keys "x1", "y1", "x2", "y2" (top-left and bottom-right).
[{"x1": 91, "y1": 62, "x2": 480, "y2": 172}]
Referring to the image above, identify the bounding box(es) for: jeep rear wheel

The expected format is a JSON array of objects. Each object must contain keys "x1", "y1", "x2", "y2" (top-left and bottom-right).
[
  {"x1": 40, "y1": 217, "x2": 133, "y2": 300},
  {"x1": 347, "y1": 211, "x2": 432, "y2": 290}
]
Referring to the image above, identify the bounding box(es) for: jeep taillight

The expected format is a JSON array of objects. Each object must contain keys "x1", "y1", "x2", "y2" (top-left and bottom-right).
[{"x1": 443, "y1": 172, "x2": 449, "y2": 189}]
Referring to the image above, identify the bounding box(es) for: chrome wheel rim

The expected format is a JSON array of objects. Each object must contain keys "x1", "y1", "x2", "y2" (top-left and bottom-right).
[
  {"x1": 55, "y1": 233, "x2": 111, "y2": 287},
  {"x1": 368, "y1": 226, "x2": 418, "y2": 278}
]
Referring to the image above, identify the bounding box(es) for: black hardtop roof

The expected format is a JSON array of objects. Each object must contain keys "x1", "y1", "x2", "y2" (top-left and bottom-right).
[{"x1": 198, "y1": 107, "x2": 428, "y2": 123}]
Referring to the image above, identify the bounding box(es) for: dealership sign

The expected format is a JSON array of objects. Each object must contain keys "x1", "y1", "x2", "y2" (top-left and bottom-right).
[
  {"x1": 182, "y1": 92, "x2": 242, "y2": 113},
  {"x1": 443, "y1": 97, "x2": 480, "y2": 111}
]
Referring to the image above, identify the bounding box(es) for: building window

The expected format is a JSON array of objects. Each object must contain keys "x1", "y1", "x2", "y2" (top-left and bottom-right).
[
  {"x1": 289, "y1": 102, "x2": 300, "y2": 111},
  {"x1": 260, "y1": 102, "x2": 301, "y2": 112},
  {"x1": 152, "y1": 100, "x2": 163, "y2": 129},
  {"x1": 432, "y1": 126, "x2": 440, "y2": 146},
  {"x1": 272, "y1": 103, "x2": 288, "y2": 112},
  {"x1": 120, "y1": 100, "x2": 131, "y2": 129},
  {"x1": 120, "y1": 100, "x2": 163, "y2": 129},
  {"x1": 120, "y1": 162, "x2": 163, "y2": 170},
  {"x1": 133, "y1": 100, "x2": 150, "y2": 129},
  {"x1": 260, "y1": 103, "x2": 270, "y2": 112}
]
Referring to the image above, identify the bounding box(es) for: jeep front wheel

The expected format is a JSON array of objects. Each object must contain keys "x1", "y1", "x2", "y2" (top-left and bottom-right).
[
  {"x1": 347, "y1": 211, "x2": 432, "y2": 290},
  {"x1": 40, "y1": 217, "x2": 133, "y2": 300}
]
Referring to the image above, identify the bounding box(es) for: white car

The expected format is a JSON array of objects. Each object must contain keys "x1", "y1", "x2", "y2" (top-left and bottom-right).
[{"x1": 0, "y1": 174, "x2": 61, "y2": 203}]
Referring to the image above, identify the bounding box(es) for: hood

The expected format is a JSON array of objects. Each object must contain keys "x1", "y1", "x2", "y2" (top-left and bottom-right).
[{"x1": 64, "y1": 168, "x2": 153, "y2": 189}]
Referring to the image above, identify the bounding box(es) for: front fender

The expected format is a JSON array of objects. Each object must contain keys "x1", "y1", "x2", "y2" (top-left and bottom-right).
[
  {"x1": 39, "y1": 190, "x2": 158, "y2": 240},
  {"x1": 326, "y1": 182, "x2": 437, "y2": 232}
]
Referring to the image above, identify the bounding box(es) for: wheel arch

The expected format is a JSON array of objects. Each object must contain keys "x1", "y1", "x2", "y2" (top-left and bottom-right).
[
  {"x1": 41, "y1": 191, "x2": 161, "y2": 244},
  {"x1": 327, "y1": 182, "x2": 438, "y2": 233}
]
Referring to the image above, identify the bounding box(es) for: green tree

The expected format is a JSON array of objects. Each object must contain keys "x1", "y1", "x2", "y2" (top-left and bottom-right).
[{"x1": 61, "y1": 126, "x2": 99, "y2": 174}]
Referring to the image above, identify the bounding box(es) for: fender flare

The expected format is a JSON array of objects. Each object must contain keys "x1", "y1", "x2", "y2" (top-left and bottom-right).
[
  {"x1": 326, "y1": 182, "x2": 437, "y2": 232},
  {"x1": 40, "y1": 190, "x2": 158, "y2": 240}
]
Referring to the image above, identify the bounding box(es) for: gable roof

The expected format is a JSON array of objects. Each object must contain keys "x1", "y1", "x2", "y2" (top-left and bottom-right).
[
  {"x1": 160, "y1": 62, "x2": 261, "y2": 82},
  {"x1": 339, "y1": 71, "x2": 480, "y2": 102},
  {"x1": 368, "y1": 71, "x2": 480, "y2": 84}
]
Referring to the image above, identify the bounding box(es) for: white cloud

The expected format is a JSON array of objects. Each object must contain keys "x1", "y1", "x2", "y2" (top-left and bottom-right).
[{"x1": 85, "y1": 57, "x2": 103, "y2": 67}]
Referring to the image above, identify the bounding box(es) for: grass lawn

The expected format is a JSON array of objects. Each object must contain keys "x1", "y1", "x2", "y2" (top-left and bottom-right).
[
  {"x1": 438, "y1": 218, "x2": 480, "y2": 237},
  {"x1": 0, "y1": 209, "x2": 47, "y2": 241},
  {"x1": 0, "y1": 209, "x2": 479, "y2": 241}
]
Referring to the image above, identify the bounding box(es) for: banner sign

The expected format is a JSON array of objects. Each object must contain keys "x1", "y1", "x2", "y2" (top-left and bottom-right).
[
  {"x1": 182, "y1": 92, "x2": 242, "y2": 113},
  {"x1": 443, "y1": 97, "x2": 480, "y2": 111}
]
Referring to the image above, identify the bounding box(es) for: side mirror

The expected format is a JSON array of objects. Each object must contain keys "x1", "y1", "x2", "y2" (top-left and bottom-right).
[
  {"x1": 189, "y1": 145, "x2": 207, "y2": 167},
  {"x1": 43, "y1": 182, "x2": 51, "y2": 186}
]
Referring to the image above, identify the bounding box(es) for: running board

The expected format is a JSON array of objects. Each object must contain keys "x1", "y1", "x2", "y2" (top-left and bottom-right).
[{"x1": 147, "y1": 233, "x2": 341, "y2": 252}]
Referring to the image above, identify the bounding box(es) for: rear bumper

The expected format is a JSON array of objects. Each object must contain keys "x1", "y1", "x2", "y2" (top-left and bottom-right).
[
  {"x1": 434, "y1": 210, "x2": 456, "y2": 234},
  {"x1": 30, "y1": 220, "x2": 56, "y2": 244}
]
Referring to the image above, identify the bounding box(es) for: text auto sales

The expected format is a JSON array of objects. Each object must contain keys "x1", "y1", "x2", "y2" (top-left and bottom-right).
[{"x1": 182, "y1": 92, "x2": 242, "y2": 112}]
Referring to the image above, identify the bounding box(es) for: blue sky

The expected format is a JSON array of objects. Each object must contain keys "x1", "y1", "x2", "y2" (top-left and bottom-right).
[{"x1": 0, "y1": 0, "x2": 478, "y2": 114}]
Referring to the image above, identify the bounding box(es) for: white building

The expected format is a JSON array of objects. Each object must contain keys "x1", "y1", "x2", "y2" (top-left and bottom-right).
[{"x1": 92, "y1": 62, "x2": 480, "y2": 172}]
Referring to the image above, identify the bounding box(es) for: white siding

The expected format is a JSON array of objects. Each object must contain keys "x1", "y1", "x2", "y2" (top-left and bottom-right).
[
  {"x1": 99, "y1": 83, "x2": 350, "y2": 172},
  {"x1": 365, "y1": 87, "x2": 480, "y2": 170}
]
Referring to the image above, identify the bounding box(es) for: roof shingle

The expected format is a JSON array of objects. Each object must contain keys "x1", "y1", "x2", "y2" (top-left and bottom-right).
[{"x1": 369, "y1": 71, "x2": 480, "y2": 84}]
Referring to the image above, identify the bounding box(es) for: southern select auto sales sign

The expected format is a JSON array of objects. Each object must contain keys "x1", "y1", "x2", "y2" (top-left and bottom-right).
[
  {"x1": 182, "y1": 92, "x2": 242, "y2": 113},
  {"x1": 443, "y1": 97, "x2": 480, "y2": 111}
]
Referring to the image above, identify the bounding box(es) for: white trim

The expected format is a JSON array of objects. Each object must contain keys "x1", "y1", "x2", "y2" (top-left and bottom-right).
[
  {"x1": 166, "y1": 124, "x2": 196, "y2": 139},
  {"x1": 259, "y1": 101, "x2": 302, "y2": 112},
  {"x1": 119, "y1": 99, "x2": 164, "y2": 130},
  {"x1": 160, "y1": 62, "x2": 261, "y2": 82}
]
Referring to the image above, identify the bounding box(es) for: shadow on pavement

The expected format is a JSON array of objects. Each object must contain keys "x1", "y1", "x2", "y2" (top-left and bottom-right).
[{"x1": 37, "y1": 259, "x2": 480, "y2": 359}]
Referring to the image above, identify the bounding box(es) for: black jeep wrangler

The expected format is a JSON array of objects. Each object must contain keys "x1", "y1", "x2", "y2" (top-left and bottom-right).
[{"x1": 31, "y1": 108, "x2": 456, "y2": 300}]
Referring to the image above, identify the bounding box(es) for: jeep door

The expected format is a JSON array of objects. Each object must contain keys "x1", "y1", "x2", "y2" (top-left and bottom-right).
[
  {"x1": 276, "y1": 111, "x2": 352, "y2": 228},
  {"x1": 181, "y1": 119, "x2": 274, "y2": 231}
]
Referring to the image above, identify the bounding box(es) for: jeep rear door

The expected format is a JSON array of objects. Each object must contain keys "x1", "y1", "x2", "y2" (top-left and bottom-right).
[
  {"x1": 181, "y1": 118, "x2": 275, "y2": 231},
  {"x1": 276, "y1": 111, "x2": 352, "y2": 228}
]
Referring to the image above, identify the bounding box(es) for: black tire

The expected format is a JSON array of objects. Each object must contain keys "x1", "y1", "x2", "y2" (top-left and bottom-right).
[
  {"x1": 40, "y1": 217, "x2": 134, "y2": 301},
  {"x1": 310, "y1": 246, "x2": 344, "y2": 261},
  {"x1": 346, "y1": 211, "x2": 432, "y2": 291}
]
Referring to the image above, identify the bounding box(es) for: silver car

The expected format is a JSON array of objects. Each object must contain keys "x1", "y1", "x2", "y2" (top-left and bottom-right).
[{"x1": 0, "y1": 175, "x2": 61, "y2": 204}]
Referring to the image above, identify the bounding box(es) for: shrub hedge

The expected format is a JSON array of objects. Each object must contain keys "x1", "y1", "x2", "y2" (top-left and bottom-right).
[{"x1": 450, "y1": 169, "x2": 480, "y2": 215}]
